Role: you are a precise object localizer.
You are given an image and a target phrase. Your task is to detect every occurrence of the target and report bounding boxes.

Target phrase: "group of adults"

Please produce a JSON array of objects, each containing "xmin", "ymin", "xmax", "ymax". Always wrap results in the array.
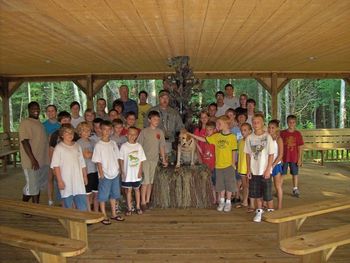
[{"xmin": 18, "ymin": 83, "xmax": 250, "ymax": 204}]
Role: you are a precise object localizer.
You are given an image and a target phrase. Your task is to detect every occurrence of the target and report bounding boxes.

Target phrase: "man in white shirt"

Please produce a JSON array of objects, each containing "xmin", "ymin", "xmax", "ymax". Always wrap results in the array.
[
  {"xmin": 215, "ymin": 91, "xmax": 230, "ymax": 117},
  {"xmin": 224, "ymin": 83, "xmax": 240, "ymax": 109}
]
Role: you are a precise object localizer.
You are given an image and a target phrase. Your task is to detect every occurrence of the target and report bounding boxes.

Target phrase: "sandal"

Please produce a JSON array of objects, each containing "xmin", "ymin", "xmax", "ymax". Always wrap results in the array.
[
  {"xmin": 136, "ymin": 208, "xmax": 143, "ymax": 215},
  {"xmin": 235, "ymin": 203, "xmax": 248, "ymax": 209},
  {"xmin": 111, "ymin": 215, "xmax": 125, "ymax": 222},
  {"xmin": 101, "ymin": 218, "xmax": 111, "ymax": 225},
  {"xmin": 247, "ymin": 207, "xmax": 255, "ymax": 213},
  {"xmin": 125, "ymin": 210, "xmax": 132, "ymax": 216}
]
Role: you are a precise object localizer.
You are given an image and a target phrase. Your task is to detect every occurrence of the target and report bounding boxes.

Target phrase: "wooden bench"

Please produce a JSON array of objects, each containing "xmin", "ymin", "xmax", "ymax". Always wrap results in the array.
[
  {"xmin": 10, "ymin": 131, "xmax": 20, "ymax": 163},
  {"xmin": 280, "ymin": 224, "xmax": 350, "ymax": 263},
  {"xmin": 301, "ymin": 128, "xmax": 350, "ymax": 166},
  {"xmin": 0, "ymin": 199, "xmax": 104, "ymax": 248},
  {"xmin": 0, "ymin": 132, "xmax": 19, "ymax": 172},
  {"xmin": 0, "ymin": 225, "xmax": 87, "ymax": 263},
  {"xmin": 263, "ymin": 197, "xmax": 350, "ymax": 242}
]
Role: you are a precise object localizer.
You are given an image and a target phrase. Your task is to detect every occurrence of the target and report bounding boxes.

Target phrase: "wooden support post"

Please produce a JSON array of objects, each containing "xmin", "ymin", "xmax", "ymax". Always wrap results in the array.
[
  {"xmin": 73, "ymin": 77, "xmax": 94, "ymax": 110},
  {"xmin": 32, "ymin": 251, "xmax": 67, "ymax": 263},
  {"xmin": 271, "ymin": 73, "xmax": 278, "ymax": 119},
  {"xmin": 256, "ymin": 75, "xmax": 290, "ymax": 119},
  {"xmin": 59, "ymin": 219, "xmax": 88, "ymax": 248},
  {"xmin": 86, "ymin": 75, "xmax": 94, "ymax": 109},
  {"xmin": 278, "ymin": 220, "xmax": 298, "ymax": 241},
  {"xmin": 0, "ymin": 80, "xmax": 11, "ymax": 133},
  {"xmin": 301, "ymin": 251, "xmax": 324, "ymax": 263}
]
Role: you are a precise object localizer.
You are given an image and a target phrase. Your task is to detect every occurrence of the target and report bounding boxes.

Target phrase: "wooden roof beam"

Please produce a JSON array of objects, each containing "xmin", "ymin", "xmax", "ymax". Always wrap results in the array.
[{"xmin": 2, "ymin": 71, "xmax": 350, "ymax": 82}]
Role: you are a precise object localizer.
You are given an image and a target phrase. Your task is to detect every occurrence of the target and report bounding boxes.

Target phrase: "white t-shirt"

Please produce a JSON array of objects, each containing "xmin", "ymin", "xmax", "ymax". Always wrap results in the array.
[
  {"xmin": 215, "ymin": 104, "xmax": 230, "ymax": 117},
  {"xmin": 92, "ymin": 140, "xmax": 120, "ymax": 179},
  {"xmin": 71, "ymin": 116, "xmax": 85, "ymax": 128},
  {"xmin": 50, "ymin": 142, "xmax": 86, "ymax": 198},
  {"xmin": 244, "ymin": 132, "xmax": 275, "ymax": 175},
  {"xmin": 224, "ymin": 96, "xmax": 240, "ymax": 109},
  {"xmin": 247, "ymin": 114, "xmax": 254, "ymax": 125},
  {"xmin": 119, "ymin": 142, "xmax": 146, "ymax": 183}
]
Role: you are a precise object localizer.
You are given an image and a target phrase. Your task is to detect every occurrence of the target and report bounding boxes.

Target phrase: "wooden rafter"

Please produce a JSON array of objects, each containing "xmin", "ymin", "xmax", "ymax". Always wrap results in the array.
[
  {"xmin": 72, "ymin": 79, "xmax": 88, "ymax": 95},
  {"xmin": 8, "ymin": 81, "xmax": 23, "ymax": 97},
  {"xmin": 93, "ymin": 79, "xmax": 109, "ymax": 96}
]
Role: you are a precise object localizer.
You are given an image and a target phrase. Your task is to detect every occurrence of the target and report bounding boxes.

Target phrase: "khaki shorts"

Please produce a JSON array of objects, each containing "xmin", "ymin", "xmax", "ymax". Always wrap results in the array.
[
  {"xmin": 215, "ymin": 166, "xmax": 236, "ymax": 193},
  {"xmin": 23, "ymin": 165, "xmax": 49, "ymax": 196},
  {"xmin": 142, "ymin": 160, "xmax": 158, "ymax": 185}
]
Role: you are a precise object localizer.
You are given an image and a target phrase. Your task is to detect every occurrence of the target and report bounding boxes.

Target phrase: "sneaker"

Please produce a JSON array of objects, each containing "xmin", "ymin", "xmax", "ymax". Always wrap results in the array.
[
  {"xmin": 217, "ymin": 202, "xmax": 225, "ymax": 212},
  {"xmin": 267, "ymin": 208, "xmax": 275, "ymax": 212},
  {"xmin": 48, "ymin": 200, "xmax": 54, "ymax": 206},
  {"xmin": 253, "ymin": 209, "xmax": 264, "ymax": 223},
  {"xmin": 292, "ymin": 189, "xmax": 300, "ymax": 198},
  {"xmin": 224, "ymin": 202, "xmax": 232, "ymax": 212}
]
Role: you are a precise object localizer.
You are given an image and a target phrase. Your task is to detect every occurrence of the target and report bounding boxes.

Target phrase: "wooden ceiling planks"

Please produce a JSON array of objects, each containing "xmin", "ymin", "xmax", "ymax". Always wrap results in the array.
[{"xmin": 0, "ymin": 0, "xmax": 349, "ymax": 76}]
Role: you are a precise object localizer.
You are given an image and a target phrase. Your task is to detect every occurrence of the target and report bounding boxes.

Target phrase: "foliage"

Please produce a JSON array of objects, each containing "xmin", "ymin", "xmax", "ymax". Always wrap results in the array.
[{"xmin": 0, "ymin": 79, "xmax": 348, "ymax": 132}]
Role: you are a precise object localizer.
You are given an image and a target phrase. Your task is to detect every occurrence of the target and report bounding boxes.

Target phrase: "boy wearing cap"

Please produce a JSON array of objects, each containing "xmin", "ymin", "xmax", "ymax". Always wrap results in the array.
[{"xmin": 144, "ymin": 90, "xmax": 184, "ymax": 163}]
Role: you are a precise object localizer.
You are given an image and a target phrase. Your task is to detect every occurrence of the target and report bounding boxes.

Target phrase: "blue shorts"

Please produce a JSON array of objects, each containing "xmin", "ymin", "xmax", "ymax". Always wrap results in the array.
[
  {"xmin": 282, "ymin": 162, "xmax": 299, "ymax": 176},
  {"xmin": 62, "ymin": 194, "xmax": 88, "ymax": 211},
  {"xmin": 121, "ymin": 181, "xmax": 141, "ymax": 189},
  {"xmin": 272, "ymin": 163, "xmax": 283, "ymax": 177},
  {"xmin": 98, "ymin": 176, "xmax": 121, "ymax": 202},
  {"xmin": 211, "ymin": 169, "xmax": 216, "ymax": 186}
]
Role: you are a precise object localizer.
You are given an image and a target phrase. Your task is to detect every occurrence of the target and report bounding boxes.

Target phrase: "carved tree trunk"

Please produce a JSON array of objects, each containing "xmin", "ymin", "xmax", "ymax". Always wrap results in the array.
[{"xmin": 167, "ymin": 56, "xmax": 201, "ymax": 131}]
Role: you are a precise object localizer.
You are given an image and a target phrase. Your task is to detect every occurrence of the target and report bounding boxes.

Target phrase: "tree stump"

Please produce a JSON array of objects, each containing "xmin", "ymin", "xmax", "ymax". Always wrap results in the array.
[{"xmin": 151, "ymin": 164, "xmax": 214, "ymax": 208}]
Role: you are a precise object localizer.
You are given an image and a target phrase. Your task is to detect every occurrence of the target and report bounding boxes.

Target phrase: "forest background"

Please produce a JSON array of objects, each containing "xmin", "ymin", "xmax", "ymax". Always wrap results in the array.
[{"xmin": 0, "ymin": 78, "xmax": 348, "ymax": 132}]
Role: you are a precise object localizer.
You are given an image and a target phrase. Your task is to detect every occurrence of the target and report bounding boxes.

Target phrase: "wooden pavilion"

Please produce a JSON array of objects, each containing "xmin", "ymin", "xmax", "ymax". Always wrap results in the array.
[
  {"xmin": 1, "ymin": 0, "xmax": 350, "ymax": 132},
  {"xmin": 1, "ymin": 1, "xmax": 350, "ymax": 262}
]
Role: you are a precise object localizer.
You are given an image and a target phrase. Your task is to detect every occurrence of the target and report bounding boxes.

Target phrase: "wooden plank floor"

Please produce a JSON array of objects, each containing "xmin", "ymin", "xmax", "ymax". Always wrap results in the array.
[{"xmin": 0, "ymin": 162, "xmax": 349, "ymax": 262}]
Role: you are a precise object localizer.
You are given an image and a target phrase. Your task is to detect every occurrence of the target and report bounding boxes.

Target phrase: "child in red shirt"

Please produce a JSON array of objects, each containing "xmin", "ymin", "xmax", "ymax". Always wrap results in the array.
[
  {"xmin": 280, "ymin": 115, "xmax": 304, "ymax": 198},
  {"xmin": 195, "ymin": 120, "xmax": 216, "ymax": 204}
]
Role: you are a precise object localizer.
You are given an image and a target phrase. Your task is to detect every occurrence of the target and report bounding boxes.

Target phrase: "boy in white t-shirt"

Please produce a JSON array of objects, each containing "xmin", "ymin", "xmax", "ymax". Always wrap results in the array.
[
  {"xmin": 119, "ymin": 127, "xmax": 146, "ymax": 216},
  {"xmin": 51, "ymin": 124, "xmax": 88, "ymax": 211},
  {"xmin": 92, "ymin": 120, "xmax": 124, "ymax": 225},
  {"xmin": 245, "ymin": 113, "xmax": 275, "ymax": 223}
]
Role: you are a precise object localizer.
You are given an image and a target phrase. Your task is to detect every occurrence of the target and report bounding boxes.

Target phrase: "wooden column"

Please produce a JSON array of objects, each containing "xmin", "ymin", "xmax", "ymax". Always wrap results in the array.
[
  {"xmin": 73, "ymin": 76, "xmax": 108, "ymax": 110},
  {"xmin": 86, "ymin": 75, "xmax": 93, "ymax": 109},
  {"xmin": 271, "ymin": 73, "xmax": 278, "ymax": 119},
  {"xmin": 0, "ymin": 80, "xmax": 10, "ymax": 133},
  {"xmin": 256, "ymin": 74, "xmax": 290, "ymax": 120}
]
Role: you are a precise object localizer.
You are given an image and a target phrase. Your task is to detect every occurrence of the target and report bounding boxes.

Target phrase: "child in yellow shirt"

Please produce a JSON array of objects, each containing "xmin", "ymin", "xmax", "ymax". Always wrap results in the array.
[{"xmin": 189, "ymin": 115, "xmax": 237, "ymax": 212}]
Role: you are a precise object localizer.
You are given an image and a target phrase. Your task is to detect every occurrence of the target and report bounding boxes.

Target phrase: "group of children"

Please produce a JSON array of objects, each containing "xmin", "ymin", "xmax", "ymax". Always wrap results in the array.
[
  {"xmin": 190, "ymin": 111, "xmax": 304, "ymax": 222},
  {"xmin": 50, "ymin": 109, "xmax": 167, "ymax": 225},
  {"xmin": 47, "ymin": 97, "xmax": 304, "ymax": 224}
]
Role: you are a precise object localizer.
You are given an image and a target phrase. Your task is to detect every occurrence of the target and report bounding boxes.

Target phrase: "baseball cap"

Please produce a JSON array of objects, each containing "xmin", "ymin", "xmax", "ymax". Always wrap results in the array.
[{"xmin": 159, "ymin": 89, "xmax": 170, "ymax": 97}]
